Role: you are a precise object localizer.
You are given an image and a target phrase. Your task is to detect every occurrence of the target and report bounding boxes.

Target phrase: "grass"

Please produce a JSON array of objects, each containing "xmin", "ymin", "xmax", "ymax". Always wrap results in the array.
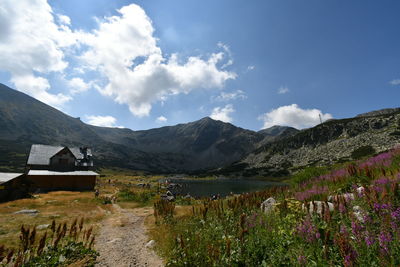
[{"xmin": 0, "ymin": 191, "xmax": 112, "ymax": 249}]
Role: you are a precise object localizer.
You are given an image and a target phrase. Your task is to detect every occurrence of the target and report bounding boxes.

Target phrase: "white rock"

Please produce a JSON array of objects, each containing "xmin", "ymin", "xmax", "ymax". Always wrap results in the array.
[
  {"xmin": 353, "ymin": 206, "xmax": 365, "ymax": 223},
  {"xmin": 260, "ymin": 197, "xmax": 276, "ymax": 213},
  {"xmin": 302, "ymin": 201, "xmax": 334, "ymax": 216},
  {"xmin": 37, "ymin": 224, "xmax": 50, "ymax": 230},
  {"xmin": 145, "ymin": 240, "xmax": 156, "ymax": 248},
  {"xmin": 14, "ymin": 209, "xmax": 39, "ymax": 214}
]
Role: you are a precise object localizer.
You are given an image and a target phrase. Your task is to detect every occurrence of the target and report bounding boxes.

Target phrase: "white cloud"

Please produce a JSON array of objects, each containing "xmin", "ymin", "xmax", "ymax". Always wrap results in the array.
[
  {"xmin": 0, "ymin": 0, "xmax": 77, "ymax": 107},
  {"xmin": 389, "ymin": 79, "xmax": 400, "ymax": 85},
  {"xmin": 58, "ymin": 14, "xmax": 71, "ymax": 25},
  {"xmin": 213, "ymin": 90, "xmax": 247, "ymax": 101},
  {"xmin": 247, "ymin": 65, "xmax": 255, "ymax": 71},
  {"xmin": 210, "ymin": 104, "xmax": 235, "ymax": 123},
  {"xmin": 84, "ymin": 115, "xmax": 122, "ymax": 128},
  {"xmin": 277, "ymin": 86, "xmax": 289, "ymax": 94},
  {"xmin": 156, "ymin": 116, "xmax": 168, "ymax": 123},
  {"xmin": 68, "ymin": 77, "xmax": 92, "ymax": 94},
  {"xmin": 259, "ymin": 104, "xmax": 333, "ymax": 129},
  {"xmin": 79, "ymin": 4, "xmax": 236, "ymax": 117}
]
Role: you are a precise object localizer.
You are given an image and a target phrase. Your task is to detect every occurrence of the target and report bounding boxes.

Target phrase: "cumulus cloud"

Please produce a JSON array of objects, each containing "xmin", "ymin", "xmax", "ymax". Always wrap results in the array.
[
  {"xmin": 210, "ymin": 104, "xmax": 235, "ymax": 123},
  {"xmin": 213, "ymin": 90, "xmax": 247, "ymax": 101},
  {"xmin": 156, "ymin": 116, "xmax": 168, "ymax": 123},
  {"xmin": 84, "ymin": 115, "xmax": 122, "ymax": 128},
  {"xmin": 389, "ymin": 79, "xmax": 400, "ymax": 85},
  {"xmin": 259, "ymin": 104, "xmax": 333, "ymax": 129},
  {"xmin": 277, "ymin": 86, "xmax": 289, "ymax": 94},
  {"xmin": 247, "ymin": 65, "xmax": 255, "ymax": 71},
  {"xmin": 0, "ymin": 0, "xmax": 77, "ymax": 107},
  {"xmin": 79, "ymin": 4, "xmax": 236, "ymax": 117},
  {"xmin": 68, "ymin": 77, "xmax": 92, "ymax": 94}
]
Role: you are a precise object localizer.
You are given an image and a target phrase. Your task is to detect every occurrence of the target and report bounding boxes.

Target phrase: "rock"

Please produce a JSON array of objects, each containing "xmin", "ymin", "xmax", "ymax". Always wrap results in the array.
[
  {"xmin": 302, "ymin": 201, "xmax": 334, "ymax": 216},
  {"xmin": 353, "ymin": 206, "xmax": 365, "ymax": 223},
  {"xmin": 261, "ymin": 197, "xmax": 276, "ymax": 213},
  {"xmin": 107, "ymin": 238, "xmax": 122, "ymax": 244},
  {"xmin": 37, "ymin": 224, "xmax": 50, "ymax": 230},
  {"xmin": 328, "ymin": 193, "xmax": 354, "ymax": 203},
  {"xmin": 145, "ymin": 240, "xmax": 155, "ymax": 248},
  {"xmin": 183, "ymin": 193, "xmax": 192, "ymax": 199},
  {"xmin": 14, "ymin": 209, "xmax": 39, "ymax": 215},
  {"xmin": 356, "ymin": 186, "xmax": 365, "ymax": 197}
]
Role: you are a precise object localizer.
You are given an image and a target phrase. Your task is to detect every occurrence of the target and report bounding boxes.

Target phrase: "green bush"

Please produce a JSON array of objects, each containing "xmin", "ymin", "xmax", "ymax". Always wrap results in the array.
[
  {"xmin": 351, "ymin": 145, "xmax": 376, "ymax": 159},
  {"xmin": 118, "ymin": 189, "xmax": 155, "ymax": 204}
]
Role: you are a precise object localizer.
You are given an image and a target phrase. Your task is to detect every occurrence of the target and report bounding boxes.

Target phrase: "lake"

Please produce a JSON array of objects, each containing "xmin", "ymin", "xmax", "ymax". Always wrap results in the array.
[{"xmin": 162, "ymin": 178, "xmax": 286, "ymax": 198}]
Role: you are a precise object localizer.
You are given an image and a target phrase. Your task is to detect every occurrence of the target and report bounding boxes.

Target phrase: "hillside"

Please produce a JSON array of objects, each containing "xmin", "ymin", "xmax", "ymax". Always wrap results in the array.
[
  {"xmin": 227, "ymin": 110, "xmax": 400, "ymax": 176},
  {"xmin": 0, "ymin": 84, "xmax": 293, "ymax": 173}
]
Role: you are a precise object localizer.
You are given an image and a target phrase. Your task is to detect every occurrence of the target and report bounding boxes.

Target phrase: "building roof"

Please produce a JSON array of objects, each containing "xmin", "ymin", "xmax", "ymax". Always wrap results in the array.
[
  {"xmin": 27, "ymin": 144, "xmax": 92, "ymax": 166},
  {"xmin": 0, "ymin": 173, "xmax": 24, "ymax": 183},
  {"xmin": 28, "ymin": 170, "xmax": 99, "ymax": 176}
]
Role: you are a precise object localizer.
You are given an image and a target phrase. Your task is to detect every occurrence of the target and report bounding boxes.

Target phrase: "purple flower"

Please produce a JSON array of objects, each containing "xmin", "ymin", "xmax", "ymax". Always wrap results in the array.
[
  {"xmin": 297, "ymin": 255, "xmax": 307, "ymax": 266},
  {"xmin": 364, "ymin": 232, "xmax": 374, "ymax": 247},
  {"xmin": 339, "ymin": 203, "xmax": 347, "ymax": 214},
  {"xmin": 351, "ymin": 220, "xmax": 363, "ymax": 238},
  {"xmin": 373, "ymin": 177, "xmax": 391, "ymax": 185},
  {"xmin": 379, "ymin": 231, "xmax": 392, "ymax": 254},
  {"xmin": 391, "ymin": 207, "xmax": 400, "ymax": 221},
  {"xmin": 296, "ymin": 217, "xmax": 320, "ymax": 242}
]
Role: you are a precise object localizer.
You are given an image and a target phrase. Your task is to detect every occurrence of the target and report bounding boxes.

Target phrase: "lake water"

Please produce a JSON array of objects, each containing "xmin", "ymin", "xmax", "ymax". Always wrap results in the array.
[{"xmin": 162, "ymin": 178, "xmax": 285, "ymax": 198}]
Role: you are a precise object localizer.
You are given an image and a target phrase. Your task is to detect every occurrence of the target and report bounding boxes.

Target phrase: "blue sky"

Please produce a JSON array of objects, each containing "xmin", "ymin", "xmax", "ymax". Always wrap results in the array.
[{"xmin": 0, "ymin": 0, "xmax": 399, "ymax": 130}]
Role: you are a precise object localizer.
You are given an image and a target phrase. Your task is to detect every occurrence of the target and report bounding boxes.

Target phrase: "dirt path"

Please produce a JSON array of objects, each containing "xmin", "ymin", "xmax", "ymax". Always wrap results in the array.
[{"xmin": 95, "ymin": 204, "xmax": 164, "ymax": 267}]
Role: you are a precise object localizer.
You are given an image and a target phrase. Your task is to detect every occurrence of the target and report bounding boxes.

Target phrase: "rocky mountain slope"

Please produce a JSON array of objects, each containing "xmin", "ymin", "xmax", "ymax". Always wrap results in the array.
[
  {"xmin": 228, "ymin": 111, "xmax": 400, "ymax": 177},
  {"xmin": 0, "ymin": 83, "xmax": 293, "ymax": 173}
]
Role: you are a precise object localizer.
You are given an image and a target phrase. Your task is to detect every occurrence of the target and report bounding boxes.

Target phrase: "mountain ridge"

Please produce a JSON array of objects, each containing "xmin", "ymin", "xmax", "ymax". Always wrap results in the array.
[
  {"xmin": 1, "ymin": 83, "xmax": 399, "ymax": 175},
  {"xmin": 0, "ymin": 83, "xmax": 294, "ymax": 173}
]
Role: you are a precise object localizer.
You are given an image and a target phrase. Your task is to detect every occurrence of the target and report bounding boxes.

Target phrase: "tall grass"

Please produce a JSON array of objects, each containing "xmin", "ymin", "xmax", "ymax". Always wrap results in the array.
[{"xmin": 0, "ymin": 218, "xmax": 97, "ymax": 266}]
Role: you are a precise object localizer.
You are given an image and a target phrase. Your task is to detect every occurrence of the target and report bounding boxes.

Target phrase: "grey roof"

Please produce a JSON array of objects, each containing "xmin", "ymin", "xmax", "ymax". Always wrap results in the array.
[
  {"xmin": 0, "ymin": 172, "xmax": 23, "ymax": 183},
  {"xmin": 28, "ymin": 170, "xmax": 99, "ymax": 176},
  {"xmin": 27, "ymin": 144, "xmax": 92, "ymax": 166}
]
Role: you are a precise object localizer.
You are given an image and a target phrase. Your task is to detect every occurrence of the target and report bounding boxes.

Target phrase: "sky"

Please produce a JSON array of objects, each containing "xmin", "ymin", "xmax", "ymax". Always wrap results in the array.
[{"xmin": 0, "ymin": 0, "xmax": 399, "ymax": 131}]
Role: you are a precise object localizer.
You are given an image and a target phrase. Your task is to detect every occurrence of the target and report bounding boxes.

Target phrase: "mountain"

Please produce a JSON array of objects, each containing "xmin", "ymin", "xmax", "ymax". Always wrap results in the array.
[
  {"xmin": 2, "ymin": 83, "xmax": 398, "ymax": 176},
  {"xmin": 222, "ymin": 109, "xmax": 400, "ymax": 177},
  {"xmin": 0, "ymin": 83, "xmax": 293, "ymax": 173}
]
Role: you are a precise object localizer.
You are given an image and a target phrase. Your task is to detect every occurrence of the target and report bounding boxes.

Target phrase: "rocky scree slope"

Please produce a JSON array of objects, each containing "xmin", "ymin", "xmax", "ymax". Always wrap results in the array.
[{"xmin": 234, "ymin": 111, "xmax": 400, "ymax": 176}]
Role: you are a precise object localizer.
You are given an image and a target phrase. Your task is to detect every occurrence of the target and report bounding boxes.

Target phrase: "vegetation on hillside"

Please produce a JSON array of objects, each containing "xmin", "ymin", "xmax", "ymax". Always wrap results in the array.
[{"xmin": 151, "ymin": 146, "xmax": 400, "ymax": 266}]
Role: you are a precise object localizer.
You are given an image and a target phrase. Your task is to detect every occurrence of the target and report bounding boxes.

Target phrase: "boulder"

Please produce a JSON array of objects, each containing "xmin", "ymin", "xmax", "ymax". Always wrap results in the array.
[
  {"xmin": 36, "ymin": 224, "xmax": 50, "ymax": 230},
  {"xmin": 261, "ymin": 197, "xmax": 276, "ymax": 213},
  {"xmin": 302, "ymin": 201, "xmax": 334, "ymax": 216}
]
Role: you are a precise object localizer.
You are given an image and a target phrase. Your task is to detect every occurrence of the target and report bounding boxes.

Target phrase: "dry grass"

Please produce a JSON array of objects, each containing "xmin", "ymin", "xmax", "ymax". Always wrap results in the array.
[
  {"xmin": 0, "ymin": 173, "xmax": 164, "ymax": 249},
  {"xmin": 0, "ymin": 191, "xmax": 112, "ymax": 249}
]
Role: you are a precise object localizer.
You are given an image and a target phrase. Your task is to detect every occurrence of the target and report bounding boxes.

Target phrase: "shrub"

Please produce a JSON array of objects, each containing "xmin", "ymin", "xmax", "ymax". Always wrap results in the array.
[{"xmin": 351, "ymin": 145, "xmax": 376, "ymax": 159}]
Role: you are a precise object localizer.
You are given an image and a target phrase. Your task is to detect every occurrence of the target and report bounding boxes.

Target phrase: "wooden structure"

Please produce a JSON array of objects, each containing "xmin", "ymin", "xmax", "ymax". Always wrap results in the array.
[
  {"xmin": 0, "ymin": 144, "xmax": 98, "ymax": 201},
  {"xmin": 0, "ymin": 173, "xmax": 29, "ymax": 202}
]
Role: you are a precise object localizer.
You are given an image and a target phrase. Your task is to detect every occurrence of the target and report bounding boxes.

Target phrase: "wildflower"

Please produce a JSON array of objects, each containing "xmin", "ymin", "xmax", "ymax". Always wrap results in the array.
[
  {"xmin": 378, "ymin": 231, "xmax": 392, "ymax": 254},
  {"xmin": 296, "ymin": 217, "xmax": 320, "ymax": 243},
  {"xmin": 391, "ymin": 207, "xmax": 400, "ymax": 221},
  {"xmin": 297, "ymin": 255, "xmax": 307, "ymax": 266},
  {"xmin": 364, "ymin": 232, "xmax": 374, "ymax": 247}
]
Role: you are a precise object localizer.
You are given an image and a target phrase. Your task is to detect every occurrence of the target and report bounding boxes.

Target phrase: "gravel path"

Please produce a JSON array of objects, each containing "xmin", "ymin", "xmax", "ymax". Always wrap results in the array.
[{"xmin": 95, "ymin": 205, "xmax": 164, "ymax": 267}]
